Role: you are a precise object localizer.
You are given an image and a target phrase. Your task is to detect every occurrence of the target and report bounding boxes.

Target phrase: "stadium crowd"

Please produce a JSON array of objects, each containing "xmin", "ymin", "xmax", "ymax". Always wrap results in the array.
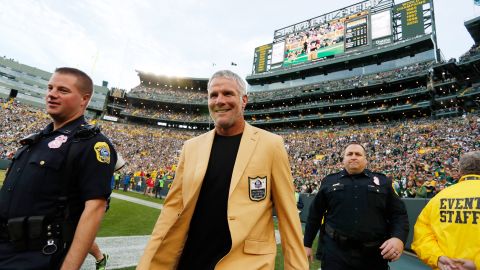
[
  {"xmin": 284, "ymin": 115, "xmax": 479, "ymax": 197},
  {"xmin": 122, "ymin": 107, "xmax": 211, "ymax": 122},
  {"xmin": 117, "ymin": 61, "xmax": 432, "ymax": 107},
  {"xmin": 246, "ymin": 89, "xmax": 429, "ymax": 122},
  {"xmin": 248, "ymin": 61, "xmax": 433, "ymax": 102},
  {"xmin": 129, "ymin": 85, "xmax": 207, "ymax": 103},
  {"xmin": 1, "ymin": 99, "xmax": 479, "ymax": 199},
  {"xmin": 0, "ymin": 99, "xmax": 50, "ymax": 159}
]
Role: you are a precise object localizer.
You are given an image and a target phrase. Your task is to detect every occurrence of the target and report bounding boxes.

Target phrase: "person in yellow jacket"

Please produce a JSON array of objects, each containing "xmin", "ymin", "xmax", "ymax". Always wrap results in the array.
[
  {"xmin": 138, "ymin": 70, "xmax": 307, "ymax": 269},
  {"xmin": 412, "ymin": 151, "xmax": 480, "ymax": 270}
]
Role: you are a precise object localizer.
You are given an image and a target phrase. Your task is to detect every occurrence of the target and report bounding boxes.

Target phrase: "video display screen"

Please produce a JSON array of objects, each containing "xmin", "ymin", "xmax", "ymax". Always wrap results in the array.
[{"xmin": 283, "ymin": 19, "xmax": 345, "ymax": 67}]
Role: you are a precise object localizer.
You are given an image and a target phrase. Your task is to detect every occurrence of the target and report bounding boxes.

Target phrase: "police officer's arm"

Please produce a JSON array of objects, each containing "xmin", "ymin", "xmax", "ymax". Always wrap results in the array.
[
  {"xmin": 303, "ymin": 181, "xmax": 327, "ymax": 262},
  {"xmin": 60, "ymin": 138, "xmax": 117, "ymax": 270},
  {"xmin": 411, "ymin": 198, "xmax": 446, "ymax": 268},
  {"xmin": 270, "ymin": 136, "xmax": 309, "ymax": 270},
  {"xmin": 378, "ymin": 177, "xmax": 409, "ymax": 261},
  {"xmin": 60, "ymin": 199, "xmax": 107, "ymax": 270}
]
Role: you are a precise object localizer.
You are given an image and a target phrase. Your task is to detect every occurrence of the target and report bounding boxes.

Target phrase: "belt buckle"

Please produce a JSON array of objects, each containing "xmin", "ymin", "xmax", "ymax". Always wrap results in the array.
[{"xmin": 42, "ymin": 239, "xmax": 58, "ymax": 255}]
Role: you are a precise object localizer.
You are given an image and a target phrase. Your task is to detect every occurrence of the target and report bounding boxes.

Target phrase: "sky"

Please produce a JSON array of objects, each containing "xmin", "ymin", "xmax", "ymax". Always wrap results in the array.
[{"xmin": 0, "ymin": 0, "xmax": 479, "ymax": 90}]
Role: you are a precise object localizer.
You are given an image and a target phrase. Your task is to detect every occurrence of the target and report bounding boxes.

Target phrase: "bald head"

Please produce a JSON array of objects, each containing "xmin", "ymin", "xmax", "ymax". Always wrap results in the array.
[{"xmin": 459, "ymin": 151, "xmax": 480, "ymax": 176}]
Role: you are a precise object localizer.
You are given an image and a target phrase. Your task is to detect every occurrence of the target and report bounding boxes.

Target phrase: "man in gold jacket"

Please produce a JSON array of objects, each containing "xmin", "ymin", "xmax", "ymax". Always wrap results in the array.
[
  {"xmin": 412, "ymin": 151, "xmax": 480, "ymax": 270},
  {"xmin": 137, "ymin": 70, "xmax": 308, "ymax": 270}
]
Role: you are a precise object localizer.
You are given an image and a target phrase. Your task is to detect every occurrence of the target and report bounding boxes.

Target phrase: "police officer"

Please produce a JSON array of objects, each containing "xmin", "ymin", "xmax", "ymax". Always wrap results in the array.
[
  {"xmin": 303, "ymin": 143, "xmax": 409, "ymax": 270},
  {"xmin": 0, "ymin": 67, "xmax": 117, "ymax": 269}
]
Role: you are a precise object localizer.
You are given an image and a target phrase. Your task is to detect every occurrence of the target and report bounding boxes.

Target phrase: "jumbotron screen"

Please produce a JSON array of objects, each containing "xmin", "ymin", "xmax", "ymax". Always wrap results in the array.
[
  {"xmin": 252, "ymin": 0, "xmax": 432, "ymax": 74},
  {"xmin": 283, "ymin": 18, "xmax": 346, "ymax": 67}
]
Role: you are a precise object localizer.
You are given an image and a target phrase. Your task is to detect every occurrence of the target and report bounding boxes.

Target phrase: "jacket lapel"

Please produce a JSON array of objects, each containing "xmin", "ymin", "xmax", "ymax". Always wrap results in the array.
[
  {"xmin": 229, "ymin": 123, "xmax": 259, "ymax": 197},
  {"xmin": 183, "ymin": 130, "xmax": 215, "ymax": 207}
]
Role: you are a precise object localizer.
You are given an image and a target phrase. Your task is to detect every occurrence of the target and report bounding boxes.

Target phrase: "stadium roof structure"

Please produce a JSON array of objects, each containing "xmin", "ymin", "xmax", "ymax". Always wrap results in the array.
[
  {"xmin": 0, "ymin": 56, "xmax": 51, "ymax": 81},
  {"xmin": 0, "ymin": 56, "xmax": 109, "ymax": 113},
  {"xmin": 465, "ymin": 15, "xmax": 480, "ymax": 44},
  {"xmin": 136, "ymin": 70, "xmax": 208, "ymax": 91},
  {"xmin": 246, "ymin": 36, "xmax": 434, "ymax": 85}
]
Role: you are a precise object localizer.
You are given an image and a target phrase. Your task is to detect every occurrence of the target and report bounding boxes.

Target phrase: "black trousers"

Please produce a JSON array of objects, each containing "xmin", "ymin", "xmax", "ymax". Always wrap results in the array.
[{"xmin": 321, "ymin": 235, "xmax": 389, "ymax": 270}]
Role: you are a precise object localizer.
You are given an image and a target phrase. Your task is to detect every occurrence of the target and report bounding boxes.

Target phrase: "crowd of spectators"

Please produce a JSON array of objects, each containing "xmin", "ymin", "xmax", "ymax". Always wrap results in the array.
[
  {"xmin": 129, "ymin": 85, "xmax": 207, "ymax": 103},
  {"xmin": 0, "ymin": 99, "xmax": 50, "ymax": 159},
  {"xmin": 284, "ymin": 115, "xmax": 479, "ymax": 197},
  {"xmin": 121, "ymin": 61, "xmax": 432, "ymax": 108},
  {"xmin": 122, "ymin": 106, "xmax": 211, "ymax": 122},
  {"xmin": 246, "ymin": 87, "xmax": 428, "ymax": 121},
  {"xmin": 248, "ymin": 61, "xmax": 433, "ymax": 102},
  {"xmin": 1, "ymin": 99, "xmax": 479, "ymax": 199}
]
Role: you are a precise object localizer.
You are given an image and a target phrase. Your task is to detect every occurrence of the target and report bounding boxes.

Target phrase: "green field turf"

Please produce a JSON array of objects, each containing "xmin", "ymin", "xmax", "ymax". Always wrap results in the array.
[
  {"xmin": 104, "ymin": 195, "xmax": 321, "ymax": 269},
  {"xmin": 97, "ymin": 197, "xmax": 160, "ymax": 237},
  {"xmin": 283, "ymin": 42, "xmax": 344, "ymax": 66},
  {"xmin": 276, "ymin": 240, "xmax": 321, "ymax": 270},
  {"xmin": 1, "ymin": 172, "xmax": 321, "ymax": 269}
]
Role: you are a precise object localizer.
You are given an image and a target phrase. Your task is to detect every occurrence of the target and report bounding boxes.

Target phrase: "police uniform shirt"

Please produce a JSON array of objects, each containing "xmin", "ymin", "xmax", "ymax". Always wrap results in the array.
[
  {"xmin": 0, "ymin": 116, "xmax": 117, "ymax": 222},
  {"xmin": 304, "ymin": 169, "xmax": 409, "ymax": 247}
]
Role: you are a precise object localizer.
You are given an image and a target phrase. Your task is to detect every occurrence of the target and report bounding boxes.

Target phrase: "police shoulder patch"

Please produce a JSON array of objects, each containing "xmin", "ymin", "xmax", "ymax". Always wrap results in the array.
[{"xmin": 94, "ymin": 142, "xmax": 111, "ymax": 164}]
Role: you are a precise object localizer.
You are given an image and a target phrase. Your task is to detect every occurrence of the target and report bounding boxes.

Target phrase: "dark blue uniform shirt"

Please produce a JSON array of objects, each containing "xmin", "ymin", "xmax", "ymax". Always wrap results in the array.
[
  {"xmin": 0, "ymin": 116, "xmax": 117, "ymax": 223},
  {"xmin": 304, "ymin": 169, "xmax": 409, "ymax": 247}
]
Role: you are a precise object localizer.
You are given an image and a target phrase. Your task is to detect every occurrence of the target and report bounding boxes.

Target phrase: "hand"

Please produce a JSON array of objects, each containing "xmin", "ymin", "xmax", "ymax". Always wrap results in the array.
[
  {"xmin": 453, "ymin": 259, "xmax": 476, "ymax": 270},
  {"xmin": 380, "ymin": 237, "xmax": 404, "ymax": 262},
  {"xmin": 304, "ymin": 246, "xmax": 314, "ymax": 263},
  {"xmin": 438, "ymin": 256, "xmax": 460, "ymax": 270}
]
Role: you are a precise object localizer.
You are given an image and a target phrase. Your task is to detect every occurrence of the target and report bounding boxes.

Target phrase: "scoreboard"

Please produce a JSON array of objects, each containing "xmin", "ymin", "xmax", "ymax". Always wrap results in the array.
[
  {"xmin": 393, "ymin": 0, "xmax": 429, "ymax": 39},
  {"xmin": 345, "ymin": 16, "xmax": 369, "ymax": 50},
  {"xmin": 251, "ymin": 0, "xmax": 433, "ymax": 75}
]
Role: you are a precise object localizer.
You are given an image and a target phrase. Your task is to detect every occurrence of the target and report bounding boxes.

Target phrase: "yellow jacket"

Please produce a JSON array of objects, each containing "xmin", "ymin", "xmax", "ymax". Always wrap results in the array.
[
  {"xmin": 411, "ymin": 179, "xmax": 480, "ymax": 269},
  {"xmin": 137, "ymin": 123, "xmax": 308, "ymax": 269}
]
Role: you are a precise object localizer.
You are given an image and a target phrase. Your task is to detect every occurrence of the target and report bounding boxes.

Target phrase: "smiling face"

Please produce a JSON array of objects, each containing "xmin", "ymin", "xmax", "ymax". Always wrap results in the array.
[
  {"xmin": 342, "ymin": 144, "xmax": 368, "ymax": 175},
  {"xmin": 46, "ymin": 72, "xmax": 90, "ymax": 129},
  {"xmin": 207, "ymin": 77, "xmax": 247, "ymax": 136}
]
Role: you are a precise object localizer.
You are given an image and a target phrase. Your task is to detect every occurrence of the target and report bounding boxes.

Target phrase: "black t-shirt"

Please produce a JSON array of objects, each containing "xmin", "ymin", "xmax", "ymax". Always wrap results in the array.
[{"xmin": 178, "ymin": 133, "xmax": 242, "ymax": 270}]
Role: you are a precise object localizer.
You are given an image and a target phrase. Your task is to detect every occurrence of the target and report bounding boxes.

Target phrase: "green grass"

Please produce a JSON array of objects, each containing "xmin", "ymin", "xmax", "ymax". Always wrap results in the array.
[
  {"xmin": 100, "ymin": 195, "xmax": 321, "ymax": 269},
  {"xmin": 97, "ymin": 197, "xmax": 160, "ymax": 237},
  {"xmin": 112, "ymin": 189, "xmax": 165, "ymax": 204},
  {"xmin": 0, "ymin": 174, "xmax": 320, "ymax": 269},
  {"xmin": 275, "ymin": 238, "xmax": 321, "ymax": 270},
  {"xmin": 283, "ymin": 43, "xmax": 344, "ymax": 66}
]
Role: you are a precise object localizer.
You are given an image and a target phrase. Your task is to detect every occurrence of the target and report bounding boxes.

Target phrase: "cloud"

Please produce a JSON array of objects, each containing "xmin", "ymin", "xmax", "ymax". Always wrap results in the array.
[{"xmin": 0, "ymin": 0, "xmax": 477, "ymax": 91}]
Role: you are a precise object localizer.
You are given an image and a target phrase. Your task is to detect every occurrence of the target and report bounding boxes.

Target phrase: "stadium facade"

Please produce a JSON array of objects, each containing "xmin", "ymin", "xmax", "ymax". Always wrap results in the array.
[
  {"xmin": 0, "ymin": 57, "xmax": 110, "ymax": 118},
  {"xmin": 103, "ymin": 0, "xmax": 480, "ymax": 131},
  {"xmin": 2, "ymin": 0, "xmax": 480, "ymax": 131}
]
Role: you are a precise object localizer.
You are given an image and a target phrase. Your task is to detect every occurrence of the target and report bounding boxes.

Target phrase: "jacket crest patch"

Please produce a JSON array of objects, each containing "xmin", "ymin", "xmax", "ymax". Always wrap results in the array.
[{"xmin": 249, "ymin": 176, "xmax": 267, "ymax": 201}]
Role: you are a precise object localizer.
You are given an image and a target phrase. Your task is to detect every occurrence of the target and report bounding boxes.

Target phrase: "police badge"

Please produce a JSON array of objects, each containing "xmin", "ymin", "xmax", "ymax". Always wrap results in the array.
[
  {"xmin": 94, "ymin": 142, "xmax": 111, "ymax": 164},
  {"xmin": 248, "ymin": 176, "xmax": 267, "ymax": 201},
  {"xmin": 373, "ymin": 176, "xmax": 380, "ymax": 186}
]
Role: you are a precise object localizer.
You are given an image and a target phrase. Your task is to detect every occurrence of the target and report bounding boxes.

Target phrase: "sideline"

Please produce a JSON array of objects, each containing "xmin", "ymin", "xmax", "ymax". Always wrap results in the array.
[
  {"xmin": 81, "ymin": 193, "xmax": 280, "ymax": 269},
  {"xmin": 110, "ymin": 192, "xmax": 164, "ymax": 209},
  {"xmin": 81, "ymin": 193, "xmax": 163, "ymax": 269}
]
